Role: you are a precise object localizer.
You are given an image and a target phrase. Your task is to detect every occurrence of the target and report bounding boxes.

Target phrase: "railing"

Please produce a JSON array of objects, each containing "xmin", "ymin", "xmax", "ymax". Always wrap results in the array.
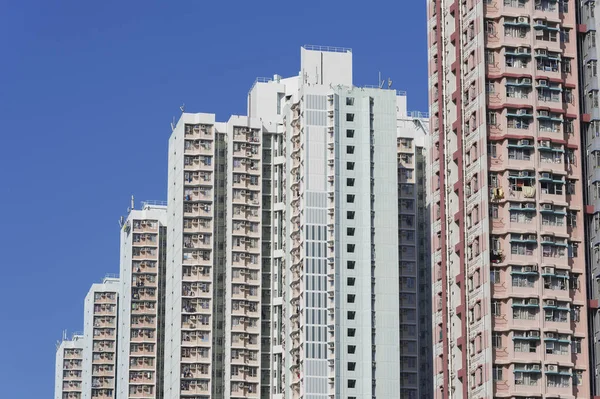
[
  {"xmin": 407, "ymin": 110, "xmax": 429, "ymax": 119},
  {"xmin": 248, "ymin": 77, "xmax": 274, "ymax": 94},
  {"xmin": 141, "ymin": 200, "xmax": 167, "ymax": 208},
  {"xmin": 303, "ymin": 44, "xmax": 352, "ymax": 53}
]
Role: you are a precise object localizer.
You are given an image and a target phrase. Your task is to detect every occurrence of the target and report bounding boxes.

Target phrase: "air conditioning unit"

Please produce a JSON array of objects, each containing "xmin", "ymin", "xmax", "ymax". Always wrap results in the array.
[
  {"xmin": 520, "ymin": 171, "xmax": 530, "ymax": 177},
  {"xmin": 530, "ymin": 298, "xmax": 539, "ymax": 305},
  {"xmin": 537, "ymin": 49, "xmax": 548, "ymax": 56},
  {"xmin": 530, "ymin": 330, "xmax": 540, "ymax": 337},
  {"xmin": 540, "ymin": 140, "xmax": 551, "ymax": 147},
  {"xmin": 521, "ymin": 78, "xmax": 532, "ymax": 84},
  {"xmin": 539, "ymin": 110, "xmax": 549, "ymax": 117},
  {"xmin": 541, "ymin": 172, "xmax": 551, "ymax": 179},
  {"xmin": 547, "ymin": 365, "xmax": 557, "ymax": 372},
  {"xmin": 546, "ymin": 299, "xmax": 556, "ymax": 306},
  {"xmin": 517, "ymin": 47, "xmax": 529, "ymax": 54},
  {"xmin": 521, "ymin": 139, "xmax": 531, "ymax": 145},
  {"xmin": 539, "ymin": 79, "xmax": 548, "ymax": 87},
  {"xmin": 518, "ymin": 16, "xmax": 529, "ymax": 24},
  {"xmin": 524, "ymin": 266, "xmax": 533, "ymax": 272},
  {"xmin": 544, "ymin": 266, "xmax": 555, "ymax": 274},
  {"xmin": 543, "ymin": 203, "xmax": 553, "ymax": 210}
]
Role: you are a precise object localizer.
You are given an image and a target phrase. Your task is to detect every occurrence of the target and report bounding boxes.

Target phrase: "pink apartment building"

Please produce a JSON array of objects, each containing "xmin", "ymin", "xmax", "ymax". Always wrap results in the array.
[{"xmin": 427, "ymin": 0, "xmax": 591, "ymax": 398}]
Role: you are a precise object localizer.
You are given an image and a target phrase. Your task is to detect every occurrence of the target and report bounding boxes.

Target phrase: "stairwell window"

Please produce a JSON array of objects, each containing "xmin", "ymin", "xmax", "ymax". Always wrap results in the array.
[{"xmin": 346, "ymin": 113, "xmax": 355, "ymax": 122}]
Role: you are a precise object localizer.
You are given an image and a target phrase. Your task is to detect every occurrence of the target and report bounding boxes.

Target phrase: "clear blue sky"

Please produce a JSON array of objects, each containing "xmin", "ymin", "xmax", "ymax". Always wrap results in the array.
[{"xmin": 0, "ymin": 1, "xmax": 427, "ymax": 396}]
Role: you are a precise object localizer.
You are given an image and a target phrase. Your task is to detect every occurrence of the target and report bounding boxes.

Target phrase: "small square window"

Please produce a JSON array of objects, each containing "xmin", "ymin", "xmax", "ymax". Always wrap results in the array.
[
  {"xmin": 347, "ymin": 162, "xmax": 355, "ymax": 170},
  {"xmin": 347, "ymin": 178, "xmax": 355, "ymax": 186},
  {"xmin": 346, "ymin": 129, "xmax": 355, "ymax": 138},
  {"xmin": 347, "ymin": 194, "xmax": 355, "ymax": 203},
  {"xmin": 347, "ymin": 311, "xmax": 356, "ymax": 320},
  {"xmin": 346, "ymin": 97, "xmax": 355, "ymax": 106},
  {"xmin": 348, "ymin": 345, "xmax": 356, "ymax": 354},
  {"xmin": 347, "ymin": 328, "xmax": 356, "ymax": 337},
  {"xmin": 347, "ymin": 261, "xmax": 355, "ymax": 269},
  {"xmin": 347, "ymin": 277, "xmax": 355, "ymax": 286},
  {"xmin": 347, "ymin": 227, "xmax": 355, "ymax": 236},
  {"xmin": 348, "ymin": 379, "xmax": 356, "ymax": 388},
  {"xmin": 346, "ymin": 113, "xmax": 355, "ymax": 122},
  {"xmin": 346, "ymin": 146, "xmax": 355, "ymax": 154},
  {"xmin": 347, "ymin": 211, "xmax": 355, "ymax": 219},
  {"xmin": 347, "ymin": 294, "xmax": 356, "ymax": 303},
  {"xmin": 347, "ymin": 244, "xmax": 355, "ymax": 252},
  {"xmin": 347, "ymin": 362, "xmax": 356, "ymax": 371}
]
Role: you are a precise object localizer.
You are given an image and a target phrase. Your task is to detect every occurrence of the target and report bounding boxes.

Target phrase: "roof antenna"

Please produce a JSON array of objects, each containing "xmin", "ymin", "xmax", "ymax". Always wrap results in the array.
[
  {"xmin": 131, "ymin": 195, "xmax": 135, "ymax": 211},
  {"xmin": 378, "ymin": 71, "xmax": 384, "ymax": 88},
  {"xmin": 387, "ymin": 78, "xmax": 393, "ymax": 89},
  {"xmin": 180, "ymin": 104, "xmax": 185, "ymax": 113}
]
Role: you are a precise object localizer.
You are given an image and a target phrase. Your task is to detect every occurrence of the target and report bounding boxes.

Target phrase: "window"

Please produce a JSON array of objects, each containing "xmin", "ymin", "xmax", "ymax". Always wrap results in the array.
[
  {"xmin": 346, "ymin": 129, "xmax": 355, "ymax": 138},
  {"xmin": 515, "ymin": 340, "xmax": 537, "ymax": 353},
  {"xmin": 347, "ymin": 211, "xmax": 355, "ymax": 219},
  {"xmin": 490, "ymin": 269, "xmax": 500, "ymax": 284},
  {"xmin": 487, "ymin": 112, "xmax": 497, "ymax": 126},
  {"xmin": 347, "ymin": 161, "xmax": 355, "ymax": 170},
  {"xmin": 488, "ymin": 143, "xmax": 497, "ymax": 158},
  {"xmin": 487, "ymin": 367, "xmax": 502, "ymax": 385},
  {"xmin": 346, "ymin": 113, "xmax": 355, "ymax": 122},
  {"xmin": 348, "ymin": 345, "xmax": 356, "ymax": 354},
  {"xmin": 346, "ymin": 178, "xmax": 355, "ymax": 186},
  {"xmin": 572, "ymin": 338, "xmax": 582, "ymax": 354},
  {"xmin": 348, "ymin": 380, "xmax": 356, "ymax": 388},
  {"xmin": 347, "ymin": 277, "xmax": 355, "ymax": 286},
  {"xmin": 347, "ymin": 227, "xmax": 355, "ymax": 236},
  {"xmin": 492, "ymin": 333, "xmax": 502, "ymax": 349},
  {"xmin": 346, "ymin": 146, "xmax": 355, "ymax": 154},
  {"xmin": 492, "ymin": 300, "xmax": 501, "ymax": 316},
  {"xmin": 346, "ymin": 97, "xmax": 355, "ymax": 106},
  {"xmin": 347, "ymin": 362, "xmax": 356, "ymax": 371},
  {"xmin": 347, "ymin": 261, "xmax": 355, "ymax": 269},
  {"xmin": 485, "ymin": 50, "xmax": 495, "ymax": 65}
]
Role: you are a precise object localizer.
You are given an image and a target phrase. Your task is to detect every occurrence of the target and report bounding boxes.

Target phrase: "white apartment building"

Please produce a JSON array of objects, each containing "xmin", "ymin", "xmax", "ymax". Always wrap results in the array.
[
  {"xmin": 82, "ymin": 277, "xmax": 120, "ymax": 399},
  {"xmin": 55, "ymin": 334, "xmax": 85, "ymax": 399},
  {"xmin": 117, "ymin": 202, "xmax": 168, "ymax": 399}
]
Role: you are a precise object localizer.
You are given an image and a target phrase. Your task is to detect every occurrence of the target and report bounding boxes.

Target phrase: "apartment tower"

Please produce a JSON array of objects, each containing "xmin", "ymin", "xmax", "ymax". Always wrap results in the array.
[
  {"xmin": 246, "ymin": 46, "xmax": 431, "ymax": 398},
  {"xmin": 83, "ymin": 277, "xmax": 120, "ymax": 399},
  {"xmin": 397, "ymin": 111, "xmax": 432, "ymax": 399},
  {"xmin": 117, "ymin": 202, "xmax": 168, "ymax": 399},
  {"xmin": 427, "ymin": 0, "xmax": 590, "ymax": 397},
  {"xmin": 55, "ymin": 334, "xmax": 85, "ymax": 399}
]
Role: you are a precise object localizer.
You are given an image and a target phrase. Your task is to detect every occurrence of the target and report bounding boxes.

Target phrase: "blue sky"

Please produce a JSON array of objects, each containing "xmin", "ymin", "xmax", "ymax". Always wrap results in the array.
[{"xmin": 0, "ymin": 1, "xmax": 427, "ymax": 396}]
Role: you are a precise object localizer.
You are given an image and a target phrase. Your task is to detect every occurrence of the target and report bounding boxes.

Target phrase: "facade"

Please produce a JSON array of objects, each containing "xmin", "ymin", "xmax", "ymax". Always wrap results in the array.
[
  {"xmin": 82, "ymin": 277, "xmax": 120, "ymax": 399},
  {"xmin": 55, "ymin": 334, "xmax": 84, "ymax": 399},
  {"xmin": 117, "ymin": 203, "xmax": 168, "ymax": 399},
  {"xmin": 427, "ymin": 0, "xmax": 590, "ymax": 398},
  {"xmin": 247, "ymin": 46, "xmax": 431, "ymax": 399},
  {"xmin": 397, "ymin": 111, "xmax": 432, "ymax": 399},
  {"xmin": 577, "ymin": 1, "xmax": 600, "ymax": 398}
]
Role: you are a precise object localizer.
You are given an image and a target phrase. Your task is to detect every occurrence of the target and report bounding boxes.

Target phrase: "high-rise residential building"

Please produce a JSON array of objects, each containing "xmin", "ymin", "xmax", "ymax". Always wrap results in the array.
[
  {"xmin": 56, "ymin": 45, "xmax": 432, "ymax": 399},
  {"xmin": 83, "ymin": 277, "xmax": 120, "ymax": 399},
  {"xmin": 55, "ymin": 334, "xmax": 85, "ymax": 399},
  {"xmin": 428, "ymin": 0, "xmax": 590, "ymax": 398},
  {"xmin": 117, "ymin": 202, "xmax": 168, "ymax": 399},
  {"xmin": 397, "ymin": 111, "xmax": 432, "ymax": 399}
]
